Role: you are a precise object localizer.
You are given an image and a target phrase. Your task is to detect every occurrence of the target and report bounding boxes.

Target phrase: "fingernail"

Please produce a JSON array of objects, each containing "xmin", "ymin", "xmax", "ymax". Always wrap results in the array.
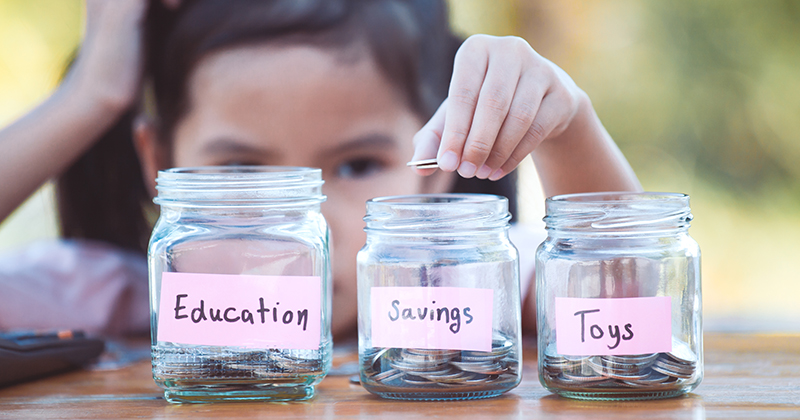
[
  {"xmin": 458, "ymin": 161, "xmax": 477, "ymax": 178},
  {"xmin": 476, "ymin": 165, "xmax": 493, "ymax": 179},
  {"xmin": 438, "ymin": 151, "xmax": 459, "ymax": 171},
  {"xmin": 488, "ymin": 169, "xmax": 505, "ymax": 181}
]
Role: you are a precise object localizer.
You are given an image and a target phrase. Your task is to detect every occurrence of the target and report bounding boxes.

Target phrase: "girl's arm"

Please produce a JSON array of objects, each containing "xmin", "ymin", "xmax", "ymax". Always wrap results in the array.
[
  {"xmin": 412, "ymin": 34, "xmax": 641, "ymax": 334},
  {"xmin": 0, "ymin": 0, "xmax": 151, "ymax": 223},
  {"xmin": 530, "ymin": 93, "xmax": 641, "ymax": 196},
  {"xmin": 412, "ymin": 34, "xmax": 642, "ymax": 196}
]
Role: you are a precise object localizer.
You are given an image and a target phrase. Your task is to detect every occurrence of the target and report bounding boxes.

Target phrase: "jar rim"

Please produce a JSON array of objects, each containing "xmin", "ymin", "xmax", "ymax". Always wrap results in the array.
[
  {"xmin": 157, "ymin": 165, "xmax": 320, "ymax": 180},
  {"xmin": 365, "ymin": 193, "xmax": 510, "ymax": 233},
  {"xmin": 367, "ymin": 193, "xmax": 506, "ymax": 206},
  {"xmin": 544, "ymin": 191, "xmax": 692, "ymax": 235},
  {"xmin": 548, "ymin": 191, "xmax": 688, "ymax": 204},
  {"xmin": 155, "ymin": 165, "xmax": 325, "ymax": 207}
]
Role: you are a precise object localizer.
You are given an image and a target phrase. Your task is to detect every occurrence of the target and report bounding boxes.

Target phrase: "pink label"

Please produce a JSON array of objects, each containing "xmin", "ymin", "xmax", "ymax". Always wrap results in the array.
[
  {"xmin": 157, "ymin": 272, "xmax": 321, "ymax": 349},
  {"xmin": 370, "ymin": 287, "xmax": 493, "ymax": 352},
  {"xmin": 555, "ymin": 297, "xmax": 672, "ymax": 356}
]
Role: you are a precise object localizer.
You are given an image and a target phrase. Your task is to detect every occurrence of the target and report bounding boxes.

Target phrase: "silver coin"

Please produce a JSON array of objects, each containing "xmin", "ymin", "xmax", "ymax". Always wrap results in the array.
[
  {"xmin": 621, "ymin": 372, "xmax": 671, "ymax": 386},
  {"xmin": 402, "ymin": 377, "xmax": 437, "ymax": 386},
  {"xmin": 653, "ymin": 359, "xmax": 695, "ymax": 375},
  {"xmin": 560, "ymin": 371, "xmax": 608, "ymax": 383},
  {"xmin": 391, "ymin": 360, "xmax": 448, "ymax": 373},
  {"xmin": 603, "ymin": 370, "xmax": 652, "ymax": 381},
  {"xmin": 650, "ymin": 364, "xmax": 693, "ymax": 379},
  {"xmin": 462, "ymin": 377, "xmax": 493, "ymax": 385},
  {"xmin": 588, "ymin": 356, "xmax": 642, "ymax": 373},
  {"xmin": 369, "ymin": 347, "xmax": 390, "ymax": 367},
  {"xmin": 421, "ymin": 371, "xmax": 475, "ymax": 384},
  {"xmin": 603, "ymin": 353, "xmax": 659, "ymax": 365},
  {"xmin": 406, "ymin": 158, "xmax": 438, "ymax": 169},
  {"xmin": 372, "ymin": 368, "xmax": 405, "ymax": 382},
  {"xmin": 666, "ymin": 338, "xmax": 698, "ymax": 364},
  {"xmin": 404, "ymin": 348, "xmax": 460, "ymax": 356},
  {"xmin": 451, "ymin": 361, "xmax": 506, "ymax": 375}
]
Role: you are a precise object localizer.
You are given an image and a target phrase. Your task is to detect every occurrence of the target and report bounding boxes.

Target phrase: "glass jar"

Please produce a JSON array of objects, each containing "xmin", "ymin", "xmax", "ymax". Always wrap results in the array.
[
  {"xmin": 357, "ymin": 194, "xmax": 522, "ymax": 401},
  {"xmin": 148, "ymin": 167, "xmax": 331, "ymax": 403},
  {"xmin": 536, "ymin": 192, "xmax": 702, "ymax": 401}
]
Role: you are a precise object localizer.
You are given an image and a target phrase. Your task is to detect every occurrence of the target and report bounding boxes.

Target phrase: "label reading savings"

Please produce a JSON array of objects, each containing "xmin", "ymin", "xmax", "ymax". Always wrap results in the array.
[
  {"xmin": 157, "ymin": 272, "xmax": 321, "ymax": 349},
  {"xmin": 370, "ymin": 287, "xmax": 494, "ymax": 352}
]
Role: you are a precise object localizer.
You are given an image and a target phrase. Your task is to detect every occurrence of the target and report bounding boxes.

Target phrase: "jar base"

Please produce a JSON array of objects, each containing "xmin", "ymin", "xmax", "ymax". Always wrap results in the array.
[
  {"xmin": 370, "ymin": 390, "xmax": 507, "ymax": 401},
  {"xmin": 551, "ymin": 388, "xmax": 689, "ymax": 401},
  {"xmin": 162, "ymin": 384, "xmax": 315, "ymax": 403}
]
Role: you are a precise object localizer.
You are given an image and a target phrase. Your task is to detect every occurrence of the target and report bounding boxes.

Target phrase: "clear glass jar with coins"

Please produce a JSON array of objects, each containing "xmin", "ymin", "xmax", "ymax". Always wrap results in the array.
[
  {"xmin": 536, "ymin": 192, "xmax": 702, "ymax": 400},
  {"xmin": 148, "ymin": 167, "xmax": 332, "ymax": 403},
  {"xmin": 357, "ymin": 194, "xmax": 522, "ymax": 401}
]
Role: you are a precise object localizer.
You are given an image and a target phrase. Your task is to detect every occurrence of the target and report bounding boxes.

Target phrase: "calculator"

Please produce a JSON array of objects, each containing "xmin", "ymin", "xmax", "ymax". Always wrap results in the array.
[{"xmin": 0, "ymin": 330, "xmax": 104, "ymax": 387}]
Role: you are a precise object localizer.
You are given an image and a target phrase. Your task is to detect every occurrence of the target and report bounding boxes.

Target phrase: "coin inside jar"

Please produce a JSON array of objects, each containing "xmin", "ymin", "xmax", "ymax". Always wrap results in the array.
[
  {"xmin": 361, "ymin": 336, "xmax": 519, "ymax": 390},
  {"xmin": 541, "ymin": 338, "xmax": 698, "ymax": 391}
]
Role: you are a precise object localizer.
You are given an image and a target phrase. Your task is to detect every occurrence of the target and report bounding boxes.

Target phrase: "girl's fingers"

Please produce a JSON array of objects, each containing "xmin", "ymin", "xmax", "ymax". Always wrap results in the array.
[
  {"xmin": 490, "ymin": 90, "xmax": 571, "ymax": 181},
  {"xmin": 478, "ymin": 71, "xmax": 544, "ymax": 178},
  {"xmin": 411, "ymin": 99, "xmax": 447, "ymax": 176},
  {"xmin": 437, "ymin": 36, "xmax": 490, "ymax": 172},
  {"xmin": 433, "ymin": 35, "xmax": 580, "ymax": 181},
  {"xmin": 458, "ymin": 49, "xmax": 522, "ymax": 178}
]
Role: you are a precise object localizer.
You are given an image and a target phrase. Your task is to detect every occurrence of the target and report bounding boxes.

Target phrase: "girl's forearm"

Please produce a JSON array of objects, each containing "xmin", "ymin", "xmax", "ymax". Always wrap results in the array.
[
  {"xmin": 0, "ymin": 80, "xmax": 125, "ymax": 222},
  {"xmin": 532, "ymin": 93, "xmax": 642, "ymax": 198}
]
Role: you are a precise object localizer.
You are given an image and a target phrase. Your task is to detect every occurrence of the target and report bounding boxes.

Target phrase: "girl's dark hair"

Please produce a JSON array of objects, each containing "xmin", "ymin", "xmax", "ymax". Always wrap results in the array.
[
  {"xmin": 56, "ymin": 0, "xmax": 517, "ymax": 253},
  {"xmin": 57, "ymin": 110, "xmax": 152, "ymax": 252}
]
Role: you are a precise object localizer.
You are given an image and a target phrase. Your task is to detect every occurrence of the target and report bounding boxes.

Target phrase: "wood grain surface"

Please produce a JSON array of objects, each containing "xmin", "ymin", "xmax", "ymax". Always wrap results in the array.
[{"xmin": 1, "ymin": 333, "xmax": 798, "ymax": 419}]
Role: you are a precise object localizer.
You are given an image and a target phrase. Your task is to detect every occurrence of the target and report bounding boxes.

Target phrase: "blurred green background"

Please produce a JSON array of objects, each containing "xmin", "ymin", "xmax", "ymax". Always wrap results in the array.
[{"xmin": 1, "ymin": 0, "xmax": 799, "ymax": 330}]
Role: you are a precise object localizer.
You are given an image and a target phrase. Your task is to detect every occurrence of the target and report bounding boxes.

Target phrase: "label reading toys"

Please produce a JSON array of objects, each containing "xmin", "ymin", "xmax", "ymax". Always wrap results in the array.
[
  {"xmin": 370, "ymin": 287, "xmax": 494, "ymax": 352},
  {"xmin": 555, "ymin": 297, "xmax": 672, "ymax": 356},
  {"xmin": 157, "ymin": 272, "xmax": 321, "ymax": 349}
]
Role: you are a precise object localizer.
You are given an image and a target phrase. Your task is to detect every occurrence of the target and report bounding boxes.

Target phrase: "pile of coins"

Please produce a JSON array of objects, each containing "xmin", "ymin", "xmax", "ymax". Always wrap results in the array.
[
  {"xmin": 223, "ymin": 350, "xmax": 324, "ymax": 378},
  {"xmin": 361, "ymin": 340, "xmax": 518, "ymax": 390},
  {"xmin": 154, "ymin": 348, "xmax": 324, "ymax": 380},
  {"xmin": 541, "ymin": 339, "xmax": 698, "ymax": 390}
]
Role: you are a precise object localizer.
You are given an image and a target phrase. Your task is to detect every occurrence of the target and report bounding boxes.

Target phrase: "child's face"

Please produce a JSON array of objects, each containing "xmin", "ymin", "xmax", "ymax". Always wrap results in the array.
[{"xmin": 143, "ymin": 45, "xmax": 451, "ymax": 337}]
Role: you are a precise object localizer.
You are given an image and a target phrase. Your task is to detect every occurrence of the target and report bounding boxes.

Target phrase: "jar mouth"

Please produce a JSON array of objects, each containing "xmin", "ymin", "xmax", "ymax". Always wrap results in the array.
[
  {"xmin": 365, "ymin": 193, "xmax": 510, "ymax": 232},
  {"xmin": 154, "ymin": 166, "xmax": 325, "ymax": 207},
  {"xmin": 544, "ymin": 191, "xmax": 692, "ymax": 234},
  {"xmin": 549, "ymin": 191, "xmax": 688, "ymax": 204},
  {"xmin": 369, "ymin": 193, "xmax": 505, "ymax": 206}
]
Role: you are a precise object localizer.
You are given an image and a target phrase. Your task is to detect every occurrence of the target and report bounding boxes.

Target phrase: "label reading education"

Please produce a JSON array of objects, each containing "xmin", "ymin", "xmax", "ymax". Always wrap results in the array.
[{"xmin": 157, "ymin": 272, "xmax": 321, "ymax": 349}]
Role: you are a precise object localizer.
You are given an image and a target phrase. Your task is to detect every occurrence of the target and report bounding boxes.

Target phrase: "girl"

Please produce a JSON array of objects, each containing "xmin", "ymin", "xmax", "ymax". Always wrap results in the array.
[{"xmin": 0, "ymin": 0, "xmax": 640, "ymax": 337}]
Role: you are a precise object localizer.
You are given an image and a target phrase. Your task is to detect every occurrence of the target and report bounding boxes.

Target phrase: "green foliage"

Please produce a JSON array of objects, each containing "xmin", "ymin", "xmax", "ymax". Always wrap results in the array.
[{"xmin": 625, "ymin": 1, "xmax": 800, "ymax": 196}]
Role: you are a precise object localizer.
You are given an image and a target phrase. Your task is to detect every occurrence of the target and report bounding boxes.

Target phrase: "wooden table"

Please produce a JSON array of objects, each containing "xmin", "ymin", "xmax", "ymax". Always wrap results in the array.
[{"xmin": 1, "ymin": 333, "xmax": 798, "ymax": 419}]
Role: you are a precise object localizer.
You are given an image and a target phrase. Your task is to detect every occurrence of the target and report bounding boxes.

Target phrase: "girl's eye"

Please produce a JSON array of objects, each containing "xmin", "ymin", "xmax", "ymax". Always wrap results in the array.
[{"xmin": 335, "ymin": 158, "xmax": 385, "ymax": 179}]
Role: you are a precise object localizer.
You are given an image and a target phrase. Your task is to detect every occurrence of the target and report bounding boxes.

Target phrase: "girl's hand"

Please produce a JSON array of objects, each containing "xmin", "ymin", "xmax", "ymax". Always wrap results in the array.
[
  {"xmin": 412, "ymin": 34, "xmax": 585, "ymax": 181},
  {"xmin": 67, "ymin": 0, "xmax": 180, "ymax": 114},
  {"xmin": 0, "ymin": 0, "xmax": 184, "ymax": 223},
  {"xmin": 66, "ymin": 0, "xmax": 149, "ymax": 113}
]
